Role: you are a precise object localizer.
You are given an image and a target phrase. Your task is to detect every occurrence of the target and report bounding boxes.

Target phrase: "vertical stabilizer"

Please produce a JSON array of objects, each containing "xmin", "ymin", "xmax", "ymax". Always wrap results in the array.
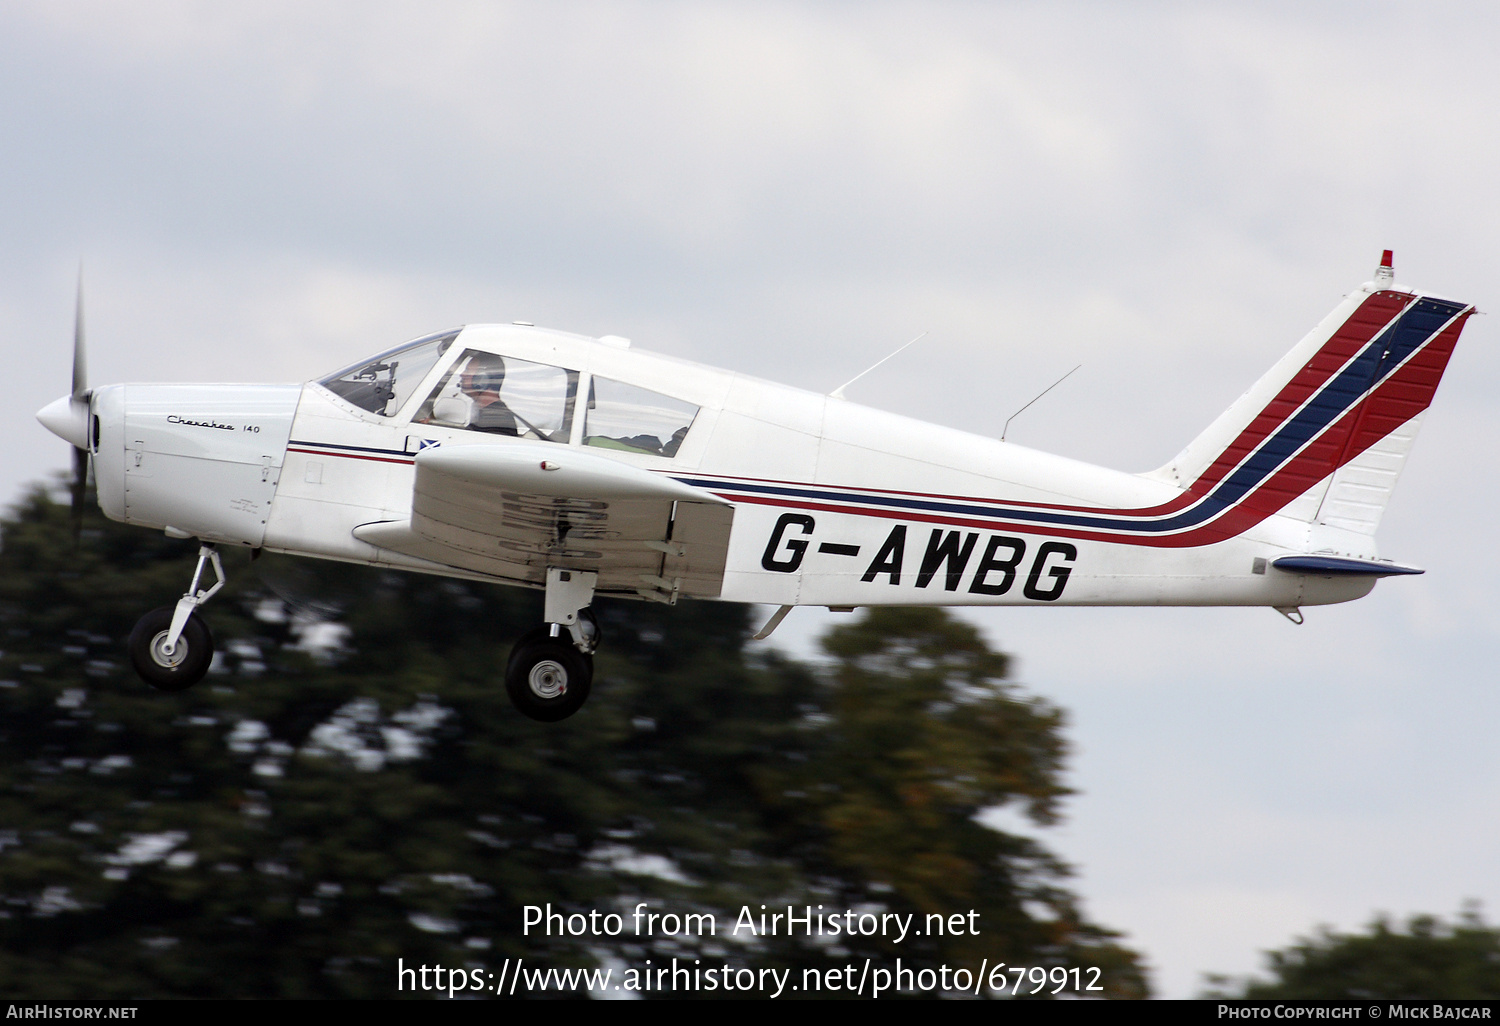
[{"xmin": 1147, "ymin": 253, "xmax": 1472, "ymax": 536}]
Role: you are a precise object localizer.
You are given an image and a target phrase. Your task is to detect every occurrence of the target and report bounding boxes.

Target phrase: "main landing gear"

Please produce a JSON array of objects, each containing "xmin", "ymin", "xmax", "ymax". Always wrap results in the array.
[
  {"xmin": 125, "ymin": 549, "xmax": 601, "ymax": 722},
  {"xmin": 128, "ymin": 544, "xmax": 222, "ymax": 692},
  {"xmin": 505, "ymin": 568, "xmax": 599, "ymax": 722}
]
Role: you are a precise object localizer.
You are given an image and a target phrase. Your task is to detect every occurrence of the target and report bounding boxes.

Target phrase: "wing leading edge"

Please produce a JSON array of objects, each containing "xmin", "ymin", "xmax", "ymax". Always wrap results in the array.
[{"xmin": 353, "ymin": 442, "xmax": 734, "ymax": 603}]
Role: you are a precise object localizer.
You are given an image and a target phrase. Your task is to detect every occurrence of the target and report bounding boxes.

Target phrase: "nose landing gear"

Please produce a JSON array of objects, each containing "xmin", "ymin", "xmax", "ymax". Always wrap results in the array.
[
  {"xmin": 128, "ymin": 606, "xmax": 214, "ymax": 691},
  {"xmin": 127, "ymin": 544, "xmax": 222, "ymax": 692},
  {"xmin": 504, "ymin": 568, "xmax": 599, "ymax": 722}
]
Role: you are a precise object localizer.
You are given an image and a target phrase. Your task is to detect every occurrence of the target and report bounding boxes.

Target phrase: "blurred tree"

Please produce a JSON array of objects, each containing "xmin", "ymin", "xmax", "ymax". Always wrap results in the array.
[
  {"xmin": 755, "ymin": 607, "xmax": 1148, "ymax": 998},
  {"xmin": 1205, "ymin": 907, "xmax": 1500, "ymax": 999},
  {"xmin": 0, "ymin": 484, "xmax": 1145, "ymax": 998}
]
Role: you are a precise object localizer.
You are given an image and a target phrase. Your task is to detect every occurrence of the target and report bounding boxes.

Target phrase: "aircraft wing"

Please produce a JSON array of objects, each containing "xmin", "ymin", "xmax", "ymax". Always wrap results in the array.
[{"xmin": 352, "ymin": 443, "xmax": 734, "ymax": 602}]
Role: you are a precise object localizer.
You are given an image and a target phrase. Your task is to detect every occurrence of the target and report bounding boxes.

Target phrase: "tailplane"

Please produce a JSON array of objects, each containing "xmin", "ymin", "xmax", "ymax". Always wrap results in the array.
[{"xmin": 1147, "ymin": 252, "xmax": 1473, "ymax": 536}]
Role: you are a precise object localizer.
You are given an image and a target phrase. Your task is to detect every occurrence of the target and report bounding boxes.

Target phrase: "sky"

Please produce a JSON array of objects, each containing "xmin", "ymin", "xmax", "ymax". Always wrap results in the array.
[{"xmin": 4, "ymin": 0, "xmax": 1499, "ymax": 998}]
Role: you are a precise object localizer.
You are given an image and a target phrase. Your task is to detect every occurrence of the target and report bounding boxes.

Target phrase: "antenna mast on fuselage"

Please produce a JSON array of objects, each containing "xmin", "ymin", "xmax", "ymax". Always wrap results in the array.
[{"xmin": 829, "ymin": 332, "xmax": 927, "ymax": 400}]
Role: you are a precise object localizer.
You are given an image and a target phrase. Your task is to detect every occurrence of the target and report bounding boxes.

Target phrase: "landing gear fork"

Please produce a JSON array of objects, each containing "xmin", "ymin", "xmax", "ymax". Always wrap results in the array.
[
  {"xmin": 543, "ymin": 567, "xmax": 599, "ymax": 653},
  {"xmin": 164, "ymin": 544, "xmax": 225, "ymax": 656}
]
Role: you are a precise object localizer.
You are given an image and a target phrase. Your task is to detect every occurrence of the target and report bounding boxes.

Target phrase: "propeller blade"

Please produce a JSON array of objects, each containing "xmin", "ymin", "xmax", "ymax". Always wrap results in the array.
[
  {"xmin": 67, "ymin": 267, "xmax": 91, "ymax": 547},
  {"xmin": 72, "ymin": 267, "xmax": 87, "ymax": 398}
]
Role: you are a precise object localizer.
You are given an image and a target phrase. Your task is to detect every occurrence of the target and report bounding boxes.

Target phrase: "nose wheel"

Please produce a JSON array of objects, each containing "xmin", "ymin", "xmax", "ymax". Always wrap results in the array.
[
  {"xmin": 129, "ymin": 606, "xmax": 214, "ymax": 692},
  {"xmin": 127, "ymin": 543, "xmax": 223, "ymax": 692}
]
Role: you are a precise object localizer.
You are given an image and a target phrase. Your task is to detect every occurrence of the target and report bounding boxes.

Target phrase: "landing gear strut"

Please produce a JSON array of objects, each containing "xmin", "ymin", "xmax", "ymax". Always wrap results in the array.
[
  {"xmin": 128, "ymin": 544, "xmax": 222, "ymax": 692},
  {"xmin": 505, "ymin": 568, "xmax": 598, "ymax": 722}
]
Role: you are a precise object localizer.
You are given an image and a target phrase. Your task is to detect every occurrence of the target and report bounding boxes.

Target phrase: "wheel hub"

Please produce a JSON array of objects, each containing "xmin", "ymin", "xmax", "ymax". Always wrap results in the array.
[
  {"xmin": 527, "ymin": 659, "xmax": 569, "ymax": 699},
  {"xmin": 148, "ymin": 631, "xmax": 188, "ymax": 668}
]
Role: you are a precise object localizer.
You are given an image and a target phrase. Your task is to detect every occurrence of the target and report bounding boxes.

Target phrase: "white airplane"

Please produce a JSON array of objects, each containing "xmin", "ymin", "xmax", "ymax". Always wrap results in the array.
[{"xmin": 36, "ymin": 252, "xmax": 1473, "ymax": 720}]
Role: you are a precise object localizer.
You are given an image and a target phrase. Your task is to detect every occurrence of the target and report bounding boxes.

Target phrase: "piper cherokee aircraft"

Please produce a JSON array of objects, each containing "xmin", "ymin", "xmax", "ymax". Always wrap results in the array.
[{"xmin": 35, "ymin": 252, "xmax": 1473, "ymax": 721}]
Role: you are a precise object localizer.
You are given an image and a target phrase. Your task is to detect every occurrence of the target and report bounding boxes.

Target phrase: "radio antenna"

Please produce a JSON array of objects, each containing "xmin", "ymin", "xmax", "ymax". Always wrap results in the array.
[
  {"xmin": 1002, "ymin": 364, "xmax": 1081, "ymax": 442},
  {"xmin": 830, "ymin": 332, "xmax": 927, "ymax": 400}
]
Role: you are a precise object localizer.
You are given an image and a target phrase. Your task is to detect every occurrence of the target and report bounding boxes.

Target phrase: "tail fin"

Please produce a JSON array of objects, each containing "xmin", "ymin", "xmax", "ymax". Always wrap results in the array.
[{"xmin": 1149, "ymin": 253, "xmax": 1473, "ymax": 537}]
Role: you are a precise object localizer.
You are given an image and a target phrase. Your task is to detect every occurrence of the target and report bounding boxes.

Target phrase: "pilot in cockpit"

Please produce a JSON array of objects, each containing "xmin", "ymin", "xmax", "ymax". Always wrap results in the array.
[
  {"xmin": 456, "ymin": 354, "xmax": 520, "ymax": 436},
  {"xmin": 423, "ymin": 351, "xmax": 565, "ymax": 439}
]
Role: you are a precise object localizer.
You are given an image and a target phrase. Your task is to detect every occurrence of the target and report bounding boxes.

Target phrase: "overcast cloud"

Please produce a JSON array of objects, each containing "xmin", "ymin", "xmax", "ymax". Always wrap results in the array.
[{"xmin": 4, "ymin": 1, "xmax": 1498, "ymax": 997}]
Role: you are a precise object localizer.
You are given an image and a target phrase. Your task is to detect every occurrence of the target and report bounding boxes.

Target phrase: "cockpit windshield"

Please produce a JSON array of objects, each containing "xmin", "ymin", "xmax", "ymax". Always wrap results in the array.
[{"xmin": 318, "ymin": 329, "xmax": 461, "ymax": 416}]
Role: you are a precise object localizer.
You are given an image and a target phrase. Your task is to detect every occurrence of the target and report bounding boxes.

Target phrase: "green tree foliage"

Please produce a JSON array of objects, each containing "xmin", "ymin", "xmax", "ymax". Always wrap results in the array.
[
  {"xmin": 757, "ymin": 608, "xmax": 1146, "ymax": 995},
  {"xmin": 0, "ymin": 484, "xmax": 1145, "ymax": 998},
  {"xmin": 1207, "ymin": 907, "xmax": 1500, "ymax": 999}
]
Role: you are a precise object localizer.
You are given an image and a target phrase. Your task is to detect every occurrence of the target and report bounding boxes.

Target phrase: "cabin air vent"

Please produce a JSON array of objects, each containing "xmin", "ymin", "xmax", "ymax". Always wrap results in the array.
[{"xmin": 597, "ymin": 335, "xmax": 632, "ymax": 349}]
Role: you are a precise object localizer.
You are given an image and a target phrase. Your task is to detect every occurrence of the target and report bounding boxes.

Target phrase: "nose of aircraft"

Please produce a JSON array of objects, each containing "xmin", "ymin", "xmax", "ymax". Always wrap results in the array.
[{"xmin": 37, "ymin": 394, "xmax": 90, "ymax": 450}]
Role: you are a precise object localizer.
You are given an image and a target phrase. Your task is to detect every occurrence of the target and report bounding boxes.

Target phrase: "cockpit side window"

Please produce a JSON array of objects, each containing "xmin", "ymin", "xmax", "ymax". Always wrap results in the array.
[
  {"xmin": 412, "ymin": 350, "xmax": 579, "ymax": 443},
  {"xmin": 584, "ymin": 377, "xmax": 698, "ymax": 458},
  {"xmin": 318, "ymin": 330, "xmax": 460, "ymax": 416}
]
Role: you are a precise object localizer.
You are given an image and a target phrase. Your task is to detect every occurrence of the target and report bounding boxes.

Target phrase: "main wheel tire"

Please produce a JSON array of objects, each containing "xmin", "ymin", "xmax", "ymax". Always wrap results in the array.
[
  {"xmin": 128, "ymin": 606, "xmax": 214, "ymax": 692},
  {"xmin": 505, "ymin": 631, "xmax": 592, "ymax": 722}
]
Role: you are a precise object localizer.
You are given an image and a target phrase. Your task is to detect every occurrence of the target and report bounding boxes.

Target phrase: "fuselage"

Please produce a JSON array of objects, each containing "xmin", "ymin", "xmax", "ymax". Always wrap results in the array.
[{"xmin": 80, "ymin": 322, "xmax": 1371, "ymax": 610}]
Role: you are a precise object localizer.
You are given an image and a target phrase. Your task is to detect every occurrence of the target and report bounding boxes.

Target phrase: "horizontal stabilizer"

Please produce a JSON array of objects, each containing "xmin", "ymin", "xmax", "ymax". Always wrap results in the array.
[{"xmin": 1271, "ymin": 555, "xmax": 1423, "ymax": 577}]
